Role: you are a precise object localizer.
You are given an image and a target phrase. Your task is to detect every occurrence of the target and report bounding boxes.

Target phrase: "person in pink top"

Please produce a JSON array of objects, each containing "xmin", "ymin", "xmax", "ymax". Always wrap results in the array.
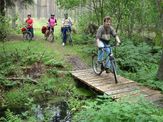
[
  {"xmin": 48, "ymin": 13, "xmax": 57, "ymax": 32},
  {"xmin": 25, "ymin": 14, "xmax": 34, "ymax": 38}
]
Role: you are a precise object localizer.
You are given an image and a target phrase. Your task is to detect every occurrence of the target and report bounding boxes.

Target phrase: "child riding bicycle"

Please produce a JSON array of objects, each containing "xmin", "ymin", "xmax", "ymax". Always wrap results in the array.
[
  {"xmin": 25, "ymin": 14, "xmax": 34, "ymax": 39},
  {"xmin": 47, "ymin": 13, "xmax": 57, "ymax": 34},
  {"xmin": 41, "ymin": 14, "xmax": 57, "ymax": 40}
]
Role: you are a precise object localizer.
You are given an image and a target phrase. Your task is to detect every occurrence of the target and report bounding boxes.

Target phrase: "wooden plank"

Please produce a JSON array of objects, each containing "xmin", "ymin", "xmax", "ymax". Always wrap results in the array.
[
  {"xmin": 137, "ymin": 86, "xmax": 161, "ymax": 96},
  {"xmin": 111, "ymin": 86, "xmax": 162, "ymax": 99},
  {"xmin": 96, "ymin": 82, "xmax": 137, "ymax": 92},
  {"xmin": 76, "ymin": 75, "xmax": 113, "ymax": 83},
  {"xmin": 78, "ymin": 75, "xmax": 108, "ymax": 80},
  {"xmin": 112, "ymin": 90, "xmax": 143, "ymax": 99},
  {"xmin": 105, "ymin": 85, "xmax": 139, "ymax": 95},
  {"xmin": 87, "ymin": 78, "xmax": 113, "ymax": 83},
  {"xmin": 71, "ymin": 68, "xmax": 92, "ymax": 73},
  {"xmin": 71, "ymin": 69, "xmax": 93, "ymax": 75},
  {"xmin": 146, "ymin": 93, "xmax": 163, "ymax": 102},
  {"xmin": 77, "ymin": 75, "xmax": 132, "ymax": 84}
]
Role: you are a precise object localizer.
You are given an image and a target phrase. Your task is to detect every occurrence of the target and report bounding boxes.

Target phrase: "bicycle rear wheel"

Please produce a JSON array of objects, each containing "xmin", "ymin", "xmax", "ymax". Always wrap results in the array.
[
  {"xmin": 110, "ymin": 60, "xmax": 118, "ymax": 83},
  {"xmin": 92, "ymin": 54, "xmax": 103, "ymax": 75},
  {"xmin": 48, "ymin": 33, "xmax": 54, "ymax": 42},
  {"xmin": 67, "ymin": 31, "xmax": 73, "ymax": 46}
]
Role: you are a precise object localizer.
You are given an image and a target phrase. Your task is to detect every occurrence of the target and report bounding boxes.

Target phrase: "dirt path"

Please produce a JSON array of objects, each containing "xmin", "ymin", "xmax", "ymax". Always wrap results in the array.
[{"xmin": 43, "ymin": 39, "xmax": 89, "ymax": 71}]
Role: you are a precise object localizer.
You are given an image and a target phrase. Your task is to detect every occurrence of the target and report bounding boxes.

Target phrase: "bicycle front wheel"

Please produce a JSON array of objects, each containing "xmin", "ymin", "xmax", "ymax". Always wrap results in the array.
[
  {"xmin": 92, "ymin": 54, "xmax": 103, "ymax": 75},
  {"xmin": 110, "ymin": 60, "xmax": 118, "ymax": 83},
  {"xmin": 24, "ymin": 31, "xmax": 32, "ymax": 40}
]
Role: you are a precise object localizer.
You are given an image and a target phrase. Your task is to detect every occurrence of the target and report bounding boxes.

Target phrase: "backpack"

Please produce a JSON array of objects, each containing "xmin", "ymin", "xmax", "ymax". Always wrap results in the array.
[{"xmin": 41, "ymin": 26, "xmax": 47, "ymax": 34}]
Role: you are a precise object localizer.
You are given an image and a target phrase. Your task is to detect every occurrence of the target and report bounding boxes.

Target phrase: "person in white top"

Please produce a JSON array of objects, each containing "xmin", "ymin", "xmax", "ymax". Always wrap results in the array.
[{"xmin": 61, "ymin": 13, "xmax": 73, "ymax": 46}]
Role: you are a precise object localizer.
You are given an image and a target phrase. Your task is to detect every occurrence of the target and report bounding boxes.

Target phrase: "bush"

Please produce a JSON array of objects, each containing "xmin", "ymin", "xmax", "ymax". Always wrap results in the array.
[
  {"xmin": 0, "ymin": 16, "xmax": 11, "ymax": 41},
  {"xmin": 116, "ymin": 39, "xmax": 161, "ymax": 72},
  {"xmin": 73, "ymin": 96, "xmax": 163, "ymax": 122}
]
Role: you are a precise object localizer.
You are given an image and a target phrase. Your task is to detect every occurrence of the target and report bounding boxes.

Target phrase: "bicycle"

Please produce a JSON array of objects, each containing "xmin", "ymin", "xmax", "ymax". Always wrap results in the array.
[
  {"xmin": 21, "ymin": 27, "xmax": 32, "ymax": 40},
  {"xmin": 92, "ymin": 45, "xmax": 118, "ymax": 83},
  {"xmin": 45, "ymin": 27, "xmax": 54, "ymax": 42}
]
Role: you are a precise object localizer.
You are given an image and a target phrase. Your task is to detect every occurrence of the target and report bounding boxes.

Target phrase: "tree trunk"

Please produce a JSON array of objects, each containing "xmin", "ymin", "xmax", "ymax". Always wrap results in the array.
[
  {"xmin": 43, "ymin": 0, "xmax": 47, "ymax": 18},
  {"xmin": 50, "ymin": 0, "xmax": 54, "ymax": 14},
  {"xmin": 37, "ymin": 0, "xmax": 41, "ymax": 19},
  {"xmin": 0, "ymin": 0, "xmax": 6, "ymax": 41},
  {"xmin": 17, "ymin": 1, "xmax": 25, "ymax": 23},
  {"xmin": 11, "ymin": 6, "xmax": 17, "ymax": 29},
  {"xmin": 92, "ymin": 0, "xmax": 100, "ymax": 25},
  {"xmin": 156, "ymin": 0, "xmax": 163, "ymax": 80},
  {"xmin": 157, "ymin": 53, "xmax": 163, "ymax": 80},
  {"xmin": 0, "ymin": 0, "xmax": 5, "ymax": 16}
]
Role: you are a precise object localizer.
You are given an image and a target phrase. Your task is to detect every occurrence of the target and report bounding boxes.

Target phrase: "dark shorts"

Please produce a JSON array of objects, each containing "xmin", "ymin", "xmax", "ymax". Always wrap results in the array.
[
  {"xmin": 99, "ymin": 38, "xmax": 110, "ymax": 45},
  {"xmin": 48, "ymin": 26, "xmax": 54, "ymax": 32}
]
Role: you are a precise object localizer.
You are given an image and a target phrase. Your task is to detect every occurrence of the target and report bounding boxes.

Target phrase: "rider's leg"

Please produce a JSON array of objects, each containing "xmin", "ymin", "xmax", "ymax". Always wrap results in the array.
[
  {"xmin": 62, "ymin": 27, "xmax": 67, "ymax": 44},
  {"xmin": 28, "ymin": 28, "xmax": 34, "ymax": 38},
  {"xmin": 97, "ymin": 48, "xmax": 104, "ymax": 63},
  {"xmin": 29, "ymin": 28, "xmax": 34, "ymax": 38},
  {"xmin": 105, "ymin": 47, "xmax": 112, "ymax": 69},
  {"xmin": 52, "ymin": 27, "xmax": 54, "ymax": 33}
]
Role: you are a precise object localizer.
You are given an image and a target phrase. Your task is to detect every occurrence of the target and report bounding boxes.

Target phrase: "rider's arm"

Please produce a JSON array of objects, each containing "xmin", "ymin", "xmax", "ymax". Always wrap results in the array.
[
  {"xmin": 61, "ymin": 19, "xmax": 65, "ymax": 27},
  {"xmin": 110, "ymin": 26, "xmax": 121, "ymax": 45},
  {"xmin": 55, "ymin": 19, "xmax": 57, "ymax": 25},
  {"xmin": 96, "ymin": 26, "xmax": 103, "ymax": 47},
  {"xmin": 69, "ymin": 17, "xmax": 73, "ymax": 26},
  {"xmin": 115, "ymin": 35, "xmax": 121, "ymax": 44},
  {"xmin": 96, "ymin": 38, "xmax": 101, "ymax": 47}
]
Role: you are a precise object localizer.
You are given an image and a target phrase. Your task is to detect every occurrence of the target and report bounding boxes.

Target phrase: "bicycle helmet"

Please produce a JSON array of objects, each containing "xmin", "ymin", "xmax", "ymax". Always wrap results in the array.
[{"xmin": 51, "ymin": 13, "xmax": 55, "ymax": 16}]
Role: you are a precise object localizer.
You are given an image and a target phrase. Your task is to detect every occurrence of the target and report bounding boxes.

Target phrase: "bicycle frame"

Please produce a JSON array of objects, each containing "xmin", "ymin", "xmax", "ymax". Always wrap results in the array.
[
  {"xmin": 61, "ymin": 26, "xmax": 73, "ymax": 45},
  {"xmin": 22, "ymin": 27, "xmax": 32, "ymax": 40},
  {"xmin": 45, "ymin": 27, "xmax": 54, "ymax": 42},
  {"xmin": 92, "ymin": 45, "xmax": 118, "ymax": 83}
]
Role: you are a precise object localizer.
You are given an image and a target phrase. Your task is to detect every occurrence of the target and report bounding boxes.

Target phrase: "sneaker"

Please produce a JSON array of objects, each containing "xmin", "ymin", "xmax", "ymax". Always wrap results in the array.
[
  {"xmin": 62, "ymin": 43, "xmax": 65, "ymax": 46},
  {"xmin": 105, "ymin": 68, "xmax": 110, "ymax": 73}
]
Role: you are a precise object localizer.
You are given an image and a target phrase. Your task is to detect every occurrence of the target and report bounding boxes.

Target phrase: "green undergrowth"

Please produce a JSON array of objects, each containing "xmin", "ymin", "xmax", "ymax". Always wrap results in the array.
[
  {"xmin": 0, "ymin": 40, "xmax": 93, "ymax": 121},
  {"xmin": 73, "ymin": 95, "xmax": 163, "ymax": 122},
  {"xmin": 115, "ymin": 39, "xmax": 163, "ymax": 91}
]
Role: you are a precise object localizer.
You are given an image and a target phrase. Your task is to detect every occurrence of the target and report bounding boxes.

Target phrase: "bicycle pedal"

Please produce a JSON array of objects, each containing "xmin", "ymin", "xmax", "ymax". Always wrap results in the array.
[{"xmin": 105, "ymin": 68, "xmax": 111, "ymax": 73}]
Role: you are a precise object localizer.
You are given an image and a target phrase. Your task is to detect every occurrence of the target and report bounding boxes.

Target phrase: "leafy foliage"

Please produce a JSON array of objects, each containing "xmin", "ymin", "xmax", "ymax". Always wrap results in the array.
[
  {"xmin": 116, "ymin": 40, "xmax": 161, "ymax": 72},
  {"xmin": 73, "ymin": 95, "xmax": 163, "ymax": 122},
  {"xmin": 0, "ymin": 16, "xmax": 11, "ymax": 41},
  {"xmin": 0, "ymin": 109, "xmax": 22, "ymax": 122},
  {"xmin": 57, "ymin": 0, "xmax": 86, "ymax": 9}
]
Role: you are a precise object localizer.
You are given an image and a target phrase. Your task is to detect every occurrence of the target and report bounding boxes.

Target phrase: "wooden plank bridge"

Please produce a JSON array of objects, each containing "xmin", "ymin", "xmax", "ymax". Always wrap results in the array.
[{"xmin": 71, "ymin": 69, "xmax": 163, "ymax": 106}]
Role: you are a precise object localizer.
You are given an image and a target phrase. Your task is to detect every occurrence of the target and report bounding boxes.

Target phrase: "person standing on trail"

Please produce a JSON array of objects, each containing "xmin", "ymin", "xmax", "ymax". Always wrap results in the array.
[
  {"xmin": 48, "ymin": 13, "xmax": 57, "ymax": 33},
  {"xmin": 61, "ymin": 13, "xmax": 73, "ymax": 46},
  {"xmin": 96, "ymin": 16, "xmax": 121, "ymax": 73},
  {"xmin": 25, "ymin": 14, "xmax": 34, "ymax": 39}
]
